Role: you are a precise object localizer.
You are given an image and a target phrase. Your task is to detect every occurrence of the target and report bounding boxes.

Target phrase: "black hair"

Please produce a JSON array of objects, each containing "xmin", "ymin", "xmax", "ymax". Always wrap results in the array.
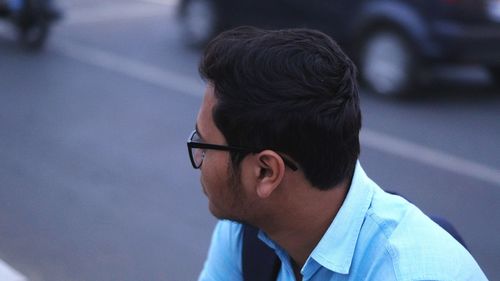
[{"xmin": 199, "ymin": 26, "xmax": 361, "ymax": 190}]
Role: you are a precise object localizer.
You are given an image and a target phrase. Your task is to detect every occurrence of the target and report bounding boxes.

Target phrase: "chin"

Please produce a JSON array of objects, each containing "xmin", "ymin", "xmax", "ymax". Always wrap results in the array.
[
  {"xmin": 208, "ymin": 202, "xmax": 224, "ymax": 219},
  {"xmin": 209, "ymin": 208, "xmax": 249, "ymax": 226},
  {"xmin": 208, "ymin": 202, "xmax": 236, "ymax": 221}
]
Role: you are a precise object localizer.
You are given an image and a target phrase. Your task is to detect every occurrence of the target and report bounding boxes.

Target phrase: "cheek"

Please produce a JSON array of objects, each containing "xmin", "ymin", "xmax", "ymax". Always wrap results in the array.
[{"xmin": 200, "ymin": 153, "xmax": 229, "ymax": 195}]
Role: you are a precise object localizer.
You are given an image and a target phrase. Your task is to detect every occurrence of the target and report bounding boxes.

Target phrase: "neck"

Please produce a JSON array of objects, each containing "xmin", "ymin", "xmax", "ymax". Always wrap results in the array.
[{"xmin": 258, "ymin": 179, "xmax": 349, "ymax": 270}]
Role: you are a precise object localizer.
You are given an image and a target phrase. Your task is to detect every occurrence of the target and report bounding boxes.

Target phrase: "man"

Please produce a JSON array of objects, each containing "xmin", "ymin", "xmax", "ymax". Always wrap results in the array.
[{"xmin": 187, "ymin": 26, "xmax": 487, "ymax": 281}]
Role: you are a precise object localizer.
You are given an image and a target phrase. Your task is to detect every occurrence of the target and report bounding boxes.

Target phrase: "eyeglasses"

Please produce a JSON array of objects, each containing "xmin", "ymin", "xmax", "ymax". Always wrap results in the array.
[{"xmin": 187, "ymin": 130, "xmax": 298, "ymax": 171}]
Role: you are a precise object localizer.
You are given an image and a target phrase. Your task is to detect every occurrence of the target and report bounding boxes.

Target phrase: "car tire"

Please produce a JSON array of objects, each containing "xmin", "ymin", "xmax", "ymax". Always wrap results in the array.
[
  {"xmin": 488, "ymin": 66, "xmax": 500, "ymax": 84},
  {"xmin": 178, "ymin": 0, "xmax": 219, "ymax": 47},
  {"xmin": 18, "ymin": 0, "xmax": 51, "ymax": 50},
  {"xmin": 18, "ymin": 18, "xmax": 49, "ymax": 49},
  {"xmin": 358, "ymin": 29, "xmax": 419, "ymax": 98}
]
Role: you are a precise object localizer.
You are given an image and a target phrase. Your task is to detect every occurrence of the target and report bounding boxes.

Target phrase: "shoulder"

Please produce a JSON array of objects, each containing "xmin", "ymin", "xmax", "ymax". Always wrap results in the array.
[
  {"xmin": 198, "ymin": 220, "xmax": 244, "ymax": 281},
  {"xmin": 360, "ymin": 190, "xmax": 487, "ymax": 281}
]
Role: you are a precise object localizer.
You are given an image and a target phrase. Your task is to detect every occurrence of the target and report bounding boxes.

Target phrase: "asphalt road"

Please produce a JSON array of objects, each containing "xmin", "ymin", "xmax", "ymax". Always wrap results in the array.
[{"xmin": 0, "ymin": 0, "xmax": 499, "ymax": 280}]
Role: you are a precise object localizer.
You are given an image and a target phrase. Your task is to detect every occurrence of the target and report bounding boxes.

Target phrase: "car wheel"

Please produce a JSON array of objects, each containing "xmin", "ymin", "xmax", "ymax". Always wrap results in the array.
[
  {"xmin": 18, "ymin": 19, "xmax": 49, "ymax": 49},
  {"xmin": 178, "ymin": 0, "xmax": 218, "ymax": 47},
  {"xmin": 488, "ymin": 66, "xmax": 500, "ymax": 84},
  {"xmin": 15, "ymin": 0, "xmax": 52, "ymax": 50},
  {"xmin": 359, "ymin": 30, "xmax": 418, "ymax": 98}
]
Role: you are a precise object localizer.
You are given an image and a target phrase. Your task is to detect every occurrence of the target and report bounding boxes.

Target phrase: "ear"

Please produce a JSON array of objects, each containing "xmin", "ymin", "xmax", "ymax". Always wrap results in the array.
[{"xmin": 253, "ymin": 150, "xmax": 286, "ymax": 199}]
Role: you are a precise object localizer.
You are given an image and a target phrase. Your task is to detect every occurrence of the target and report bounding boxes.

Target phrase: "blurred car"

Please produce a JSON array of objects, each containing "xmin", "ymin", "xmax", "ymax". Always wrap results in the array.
[
  {"xmin": 0, "ymin": 0, "xmax": 62, "ymax": 49},
  {"xmin": 177, "ymin": 0, "xmax": 500, "ymax": 97}
]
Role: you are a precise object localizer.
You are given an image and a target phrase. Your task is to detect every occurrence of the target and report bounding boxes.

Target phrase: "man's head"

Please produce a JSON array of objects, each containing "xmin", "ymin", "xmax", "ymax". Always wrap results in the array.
[{"xmin": 191, "ymin": 26, "xmax": 361, "ymax": 220}]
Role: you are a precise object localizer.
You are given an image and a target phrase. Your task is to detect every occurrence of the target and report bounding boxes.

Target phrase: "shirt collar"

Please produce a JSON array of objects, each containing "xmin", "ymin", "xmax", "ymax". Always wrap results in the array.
[
  {"xmin": 257, "ymin": 162, "xmax": 376, "ymax": 276},
  {"xmin": 305, "ymin": 161, "xmax": 375, "ymax": 275}
]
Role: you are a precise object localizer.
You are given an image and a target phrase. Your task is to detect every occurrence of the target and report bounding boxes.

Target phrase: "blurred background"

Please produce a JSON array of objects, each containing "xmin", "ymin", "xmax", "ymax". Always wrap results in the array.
[{"xmin": 0, "ymin": 0, "xmax": 499, "ymax": 280}]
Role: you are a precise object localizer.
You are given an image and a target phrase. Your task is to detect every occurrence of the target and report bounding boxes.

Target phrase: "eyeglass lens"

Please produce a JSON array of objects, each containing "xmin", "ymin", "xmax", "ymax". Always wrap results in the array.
[{"xmin": 190, "ymin": 131, "xmax": 205, "ymax": 168}]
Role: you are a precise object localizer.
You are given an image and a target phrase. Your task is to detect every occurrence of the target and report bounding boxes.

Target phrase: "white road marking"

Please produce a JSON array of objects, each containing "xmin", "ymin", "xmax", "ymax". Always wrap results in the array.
[
  {"xmin": 361, "ymin": 129, "xmax": 500, "ymax": 186},
  {"xmin": 139, "ymin": 0, "xmax": 179, "ymax": 6},
  {"xmin": 54, "ymin": 40, "xmax": 204, "ymax": 98},
  {"xmin": 56, "ymin": 39, "xmax": 500, "ymax": 187},
  {"xmin": 64, "ymin": 1, "xmax": 174, "ymax": 25},
  {"xmin": 0, "ymin": 259, "xmax": 28, "ymax": 281},
  {"xmin": 2, "ymin": 2, "xmax": 498, "ymax": 187}
]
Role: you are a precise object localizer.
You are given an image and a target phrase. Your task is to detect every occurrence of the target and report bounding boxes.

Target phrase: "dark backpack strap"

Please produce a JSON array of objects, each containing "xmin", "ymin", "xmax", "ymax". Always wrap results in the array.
[
  {"xmin": 386, "ymin": 191, "xmax": 467, "ymax": 248},
  {"xmin": 429, "ymin": 216, "xmax": 467, "ymax": 249},
  {"xmin": 242, "ymin": 224, "xmax": 281, "ymax": 281}
]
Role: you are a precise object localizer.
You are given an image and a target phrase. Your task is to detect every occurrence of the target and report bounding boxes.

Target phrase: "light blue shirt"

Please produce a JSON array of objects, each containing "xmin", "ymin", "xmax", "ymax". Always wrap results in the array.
[{"xmin": 199, "ymin": 163, "xmax": 488, "ymax": 281}]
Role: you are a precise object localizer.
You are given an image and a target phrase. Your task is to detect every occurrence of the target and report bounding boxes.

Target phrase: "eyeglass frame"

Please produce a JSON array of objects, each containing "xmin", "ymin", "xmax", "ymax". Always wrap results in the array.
[{"xmin": 187, "ymin": 130, "xmax": 298, "ymax": 171}]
